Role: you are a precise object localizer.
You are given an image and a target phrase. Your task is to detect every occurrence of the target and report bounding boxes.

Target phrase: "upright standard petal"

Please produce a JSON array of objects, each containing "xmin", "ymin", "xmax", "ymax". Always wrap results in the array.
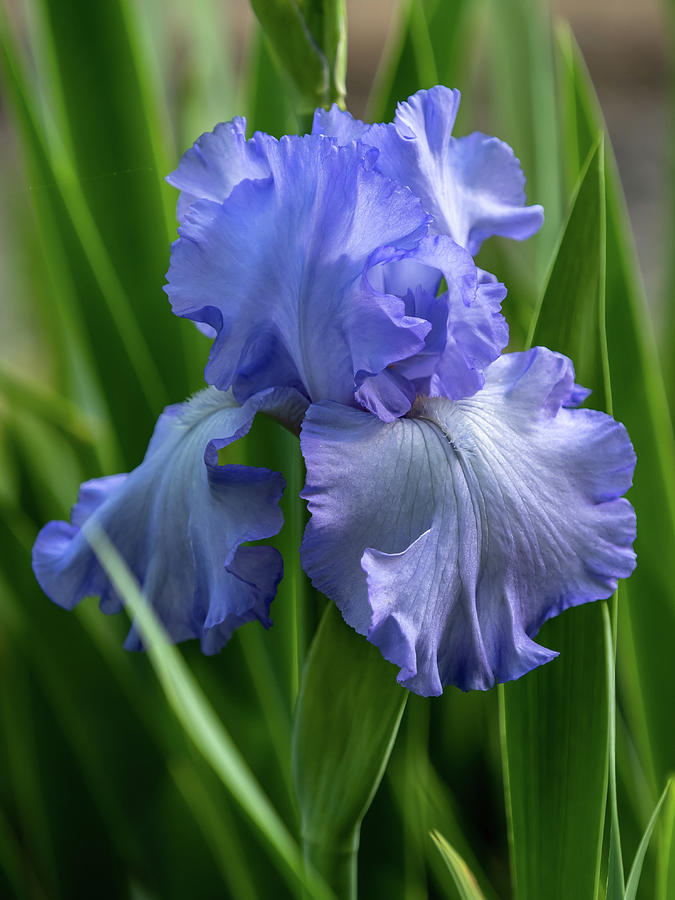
[
  {"xmin": 300, "ymin": 347, "xmax": 636, "ymax": 695},
  {"xmin": 33, "ymin": 386, "xmax": 308, "ymax": 654},
  {"xmin": 166, "ymin": 135, "xmax": 432, "ymax": 407},
  {"xmin": 318, "ymin": 87, "xmax": 544, "ymax": 255},
  {"xmin": 166, "ymin": 117, "xmax": 270, "ymax": 220}
]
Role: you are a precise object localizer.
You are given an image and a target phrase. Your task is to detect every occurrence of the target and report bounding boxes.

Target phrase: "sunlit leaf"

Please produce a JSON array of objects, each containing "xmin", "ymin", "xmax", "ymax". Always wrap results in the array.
[
  {"xmin": 656, "ymin": 783, "xmax": 675, "ymax": 900},
  {"xmin": 431, "ymin": 830, "xmax": 487, "ymax": 900},
  {"xmin": 625, "ymin": 781, "xmax": 673, "ymax": 900}
]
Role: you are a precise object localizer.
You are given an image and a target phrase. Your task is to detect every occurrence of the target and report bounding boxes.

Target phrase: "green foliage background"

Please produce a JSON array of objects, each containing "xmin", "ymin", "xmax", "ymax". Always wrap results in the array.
[{"xmin": 0, "ymin": 0, "xmax": 673, "ymax": 897}]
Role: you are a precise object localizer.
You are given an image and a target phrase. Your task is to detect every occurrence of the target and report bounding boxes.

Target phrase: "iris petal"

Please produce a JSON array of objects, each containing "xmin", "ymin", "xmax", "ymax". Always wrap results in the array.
[
  {"xmin": 370, "ymin": 88, "xmax": 544, "ymax": 253},
  {"xmin": 166, "ymin": 117, "xmax": 270, "ymax": 221},
  {"xmin": 166, "ymin": 135, "xmax": 432, "ymax": 406},
  {"xmin": 311, "ymin": 106, "xmax": 368, "ymax": 143},
  {"xmin": 33, "ymin": 386, "xmax": 308, "ymax": 653},
  {"xmin": 300, "ymin": 347, "xmax": 636, "ymax": 695},
  {"xmin": 314, "ymin": 87, "xmax": 543, "ymax": 254},
  {"xmin": 355, "ymin": 235, "xmax": 508, "ymax": 420}
]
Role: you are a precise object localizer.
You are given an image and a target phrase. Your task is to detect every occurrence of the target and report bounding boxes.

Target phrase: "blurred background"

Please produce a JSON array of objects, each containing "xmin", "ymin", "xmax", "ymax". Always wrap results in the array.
[{"xmin": 0, "ymin": 0, "xmax": 673, "ymax": 898}]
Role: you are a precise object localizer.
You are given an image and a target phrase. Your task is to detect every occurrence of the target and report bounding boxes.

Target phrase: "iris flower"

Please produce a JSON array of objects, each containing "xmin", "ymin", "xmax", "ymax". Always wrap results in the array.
[{"xmin": 32, "ymin": 87, "xmax": 636, "ymax": 696}]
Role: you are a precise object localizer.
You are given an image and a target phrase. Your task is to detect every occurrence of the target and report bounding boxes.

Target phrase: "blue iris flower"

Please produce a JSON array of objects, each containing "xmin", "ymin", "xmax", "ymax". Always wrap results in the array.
[{"xmin": 32, "ymin": 87, "xmax": 636, "ymax": 696}]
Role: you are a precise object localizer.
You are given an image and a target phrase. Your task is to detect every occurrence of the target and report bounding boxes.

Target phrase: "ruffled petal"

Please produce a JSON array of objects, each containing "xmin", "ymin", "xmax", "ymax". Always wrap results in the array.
[
  {"xmin": 166, "ymin": 117, "xmax": 270, "ymax": 220},
  {"xmin": 395, "ymin": 236, "xmax": 508, "ymax": 399},
  {"xmin": 355, "ymin": 236, "xmax": 509, "ymax": 419},
  {"xmin": 165, "ymin": 135, "xmax": 432, "ymax": 406},
  {"xmin": 443, "ymin": 132, "xmax": 545, "ymax": 254},
  {"xmin": 33, "ymin": 386, "xmax": 308, "ymax": 653},
  {"xmin": 300, "ymin": 347, "xmax": 636, "ymax": 695},
  {"xmin": 311, "ymin": 105, "xmax": 368, "ymax": 143},
  {"xmin": 354, "ymin": 368, "xmax": 417, "ymax": 423},
  {"xmin": 359, "ymin": 86, "xmax": 544, "ymax": 254}
]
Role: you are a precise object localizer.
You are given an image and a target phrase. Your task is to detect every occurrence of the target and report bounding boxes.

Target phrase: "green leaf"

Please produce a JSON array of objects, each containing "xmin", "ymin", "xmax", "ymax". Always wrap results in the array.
[
  {"xmin": 0, "ymin": 801, "xmax": 30, "ymax": 898},
  {"xmin": 625, "ymin": 780, "xmax": 673, "ymax": 900},
  {"xmin": 85, "ymin": 523, "xmax": 336, "ymax": 900},
  {"xmin": 431, "ymin": 830, "xmax": 487, "ymax": 900},
  {"xmin": 0, "ymin": 651, "xmax": 60, "ymax": 896},
  {"xmin": 366, "ymin": 0, "xmax": 471, "ymax": 123},
  {"xmin": 528, "ymin": 135, "xmax": 608, "ymax": 403},
  {"xmin": 500, "ymin": 605, "xmax": 609, "ymax": 900},
  {"xmin": 0, "ymin": 567, "xmax": 146, "ymax": 885},
  {"xmin": 554, "ymin": 24, "xmax": 598, "ymax": 199},
  {"xmin": 0, "ymin": 1, "xmax": 188, "ymax": 465},
  {"xmin": 656, "ymin": 781, "xmax": 675, "ymax": 900},
  {"xmin": 292, "ymin": 602, "xmax": 407, "ymax": 898},
  {"xmin": 386, "ymin": 730, "xmax": 501, "ymax": 900},
  {"xmin": 604, "ymin": 600, "xmax": 626, "ymax": 900},
  {"xmin": 169, "ymin": 759, "xmax": 259, "ymax": 900},
  {"xmin": 485, "ymin": 0, "xmax": 563, "ymax": 272},
  {"xmin": 245, "ymin": 25, "xmax": 300, "ymax": 137},
  {"xmin": 0, "ymin": 359, "xmax": 101, "ymax": 448},
  {"xmin": 500, "ymin": 137, "xmax": 611, "ymax": 900},
  {"xmin": 560, "ymin": 27, "xmax": 675, "ymax": 795}
]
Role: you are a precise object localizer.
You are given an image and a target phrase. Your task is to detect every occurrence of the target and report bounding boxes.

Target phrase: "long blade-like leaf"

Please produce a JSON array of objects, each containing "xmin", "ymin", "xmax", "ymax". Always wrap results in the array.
[
  {"xmin": 625, "ymin": 780, "xmax": 673, "ymax": 900},
  {"xmin": 485, "ymin": 0, "xmax": 563, "ymax": 270},
  {"xmin": 500, "ymin": 139, "xmax": 611, "ymax": 900},
  {"xmin": 431, "ymin": 830, "xmax": 487, "ymax": 900},
  {"xmin": 656, "ymin": 781, "xmax": 675, "ymax": 900},
  {"xmin": 527, "ymin": 135, "xmax": 608, "ymax": 403},
  {"xmin": 604, "ymin": 600, "xmax": 626, "ymax": 900},
  {"xmin": 626, "ymin": 781, "xmax": 673, "ymax": 900},
  {"xmin": 560, "ymin": 26, "xmax": 675, "ymax": 797}
]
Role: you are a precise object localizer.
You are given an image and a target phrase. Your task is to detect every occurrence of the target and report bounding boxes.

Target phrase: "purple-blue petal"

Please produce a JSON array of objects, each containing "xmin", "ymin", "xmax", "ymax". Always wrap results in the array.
[
  {"xmin": 445, "ymin": 132, "xmax": 544, "ymax": 254},
  {"xmin": 353, "ymin": 86, "xmax": 543, "ymax": 254},
  {"xmin": 33, "ymin": 386, "xmax": 308, "ymax": 653},
  {"xmin": 165, "ymin": 135, "xmax": 432, "ymax": 406},
  {"xmin": 354, "ymin": 368, "xmax": 417, "ymax": 423},
  {"xmin": 355, "ymin": 235, "xmax": 508, "ymax": 419},
  {"xmin": 166, "ymin": 117, "xmax": 270, "ymax": 221},
  {"xmin": 311, "ymin": 105, "xmax": 368, "ymax": 142},
  {"xmin": 395, "ymin": 236, "xmax": 509, "ymax": 400},
  {"xmin": 300, "ymin": 347, "xmax": 636, "ymax": 695}
]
